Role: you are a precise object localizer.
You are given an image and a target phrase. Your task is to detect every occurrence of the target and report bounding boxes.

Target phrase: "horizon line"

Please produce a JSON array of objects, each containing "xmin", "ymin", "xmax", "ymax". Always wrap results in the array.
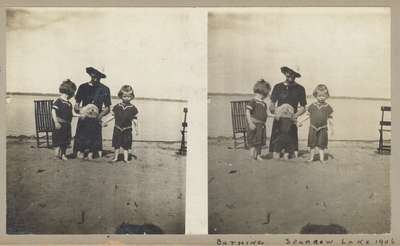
[
  {"xmin": 6, "ymin": 92, "xmax": 187, "ymax": 103},
  {"xmin": 208, "ymin": 92, "xmax": 391, "ymax": 101}
]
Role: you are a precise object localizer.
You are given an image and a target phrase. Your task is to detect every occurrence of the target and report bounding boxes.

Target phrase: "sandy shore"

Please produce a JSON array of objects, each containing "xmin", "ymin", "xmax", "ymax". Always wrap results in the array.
[
  {"xmin": 208, "ymin": 138, "xmax": 390, "ymax": 234},
  {"xmin": 7, "ymin": 138, "xmax": 186, "ymax": 234}
]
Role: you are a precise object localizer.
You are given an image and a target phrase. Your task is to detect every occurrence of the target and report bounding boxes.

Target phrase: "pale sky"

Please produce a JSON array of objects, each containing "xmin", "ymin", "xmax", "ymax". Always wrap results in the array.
[
  {"xmin": 6, "ymin": 8, "xmax": 205, "ymax": 100},
  {"xmin": 208, "ymin": 8, "xmax": 391, "ymax": 99}
]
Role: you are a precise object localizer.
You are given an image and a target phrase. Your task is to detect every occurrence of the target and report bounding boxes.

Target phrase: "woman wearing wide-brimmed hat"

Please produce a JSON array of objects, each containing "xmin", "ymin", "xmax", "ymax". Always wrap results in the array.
[
  {"xmin": 73, "ymin": 67, "xmax": 112, "ymax": 159},
  {"xmin": 269, "ymin": 66, "xmax": 307, "ymax": 158}
]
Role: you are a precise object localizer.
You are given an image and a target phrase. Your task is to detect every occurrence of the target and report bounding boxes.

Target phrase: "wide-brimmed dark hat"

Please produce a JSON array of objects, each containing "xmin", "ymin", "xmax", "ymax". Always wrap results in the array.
[
  {"xmin": 86, "ymin": 67, "xmax": 106, "ymax": 79},
  {"xmin": 281, "ymin": 66, "xmax": 301, "ymax": 78}
]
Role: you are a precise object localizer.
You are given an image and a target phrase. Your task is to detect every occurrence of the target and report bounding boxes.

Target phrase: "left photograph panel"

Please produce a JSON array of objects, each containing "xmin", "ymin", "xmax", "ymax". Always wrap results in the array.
[{"xmin": 5, "ymin": 7, "xmax": 200, "ymax": 234}]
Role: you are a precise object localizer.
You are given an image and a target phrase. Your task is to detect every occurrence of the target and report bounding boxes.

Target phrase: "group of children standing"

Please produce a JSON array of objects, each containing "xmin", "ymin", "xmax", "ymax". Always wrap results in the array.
[
  {"xmin": 246, "ymin": 79, "xmax": 334, "ymax": 163},
  {"xmin": 51, "ymin": 67, "xmax": 333, "ymax": 163},
  {"xmin": 51, "ymin": 79, "xmax": 138, "ymax": 162}
]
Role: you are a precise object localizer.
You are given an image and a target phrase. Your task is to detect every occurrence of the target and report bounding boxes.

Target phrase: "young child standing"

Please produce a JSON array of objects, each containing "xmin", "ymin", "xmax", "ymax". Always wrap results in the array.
[
  {"xmin": 245, "ymin": 79, "xmax": 271, "ymax": 160},
  {"xmin": 103, "ymin": 85, "xmax": 138, "ymax": 163},
  {"xmin": 304, "ymin": 84, "xmax": 334, "ymax": 163},
  {"xmin": 51, "ymin": 79, "xmax": 77, "ymax": 160},
  {"xmin": 272, "ymin": 103, "xmax": 296, "ymax": 160}
]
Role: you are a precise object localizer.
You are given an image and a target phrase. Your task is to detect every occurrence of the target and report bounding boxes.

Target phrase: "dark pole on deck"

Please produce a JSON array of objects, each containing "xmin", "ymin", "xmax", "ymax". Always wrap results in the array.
[{"xmin": 178, "ymin": 107, "xmax": 188, "ymax": 156}]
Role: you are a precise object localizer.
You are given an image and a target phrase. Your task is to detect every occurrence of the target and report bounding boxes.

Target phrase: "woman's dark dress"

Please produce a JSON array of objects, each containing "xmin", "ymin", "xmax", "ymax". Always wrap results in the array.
[
  {"xmin": 269, "ymin": 82, "xmax": 307, "ymax": 153},
  {"xmin": 52, "ymin": 98, "xmax": 73, "ymax": 148},
  {"xmin": 73, "ymin": 82, "xmax": 111, "ymax": 153},
  {"xmin": 273, "ymin": 117, "xmax": 296, "ymax": 155}
]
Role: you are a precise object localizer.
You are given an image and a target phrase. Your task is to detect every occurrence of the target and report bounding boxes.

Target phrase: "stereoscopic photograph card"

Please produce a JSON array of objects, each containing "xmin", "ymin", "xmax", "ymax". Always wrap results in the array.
[
  {"xmin": 208, "ymin": 7, "xmax": 392, "ymax": 235},
  {"xmin": 4, "ymin": 7, "xmax": 205, "ymax": 235},
  {"xmin": 0, "ymin": 1, "xmax": 399, "ymax": 246}
]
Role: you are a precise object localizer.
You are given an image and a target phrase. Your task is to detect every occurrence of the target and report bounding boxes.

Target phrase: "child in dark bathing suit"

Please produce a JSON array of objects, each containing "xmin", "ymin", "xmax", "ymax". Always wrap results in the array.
[
  {"xmin": 103, "ymin": 85, "xmax": 138, "ymax": 163},
  {"xmin": 51, "ymin": 79, "xmax": 77, "ymax": 160}
]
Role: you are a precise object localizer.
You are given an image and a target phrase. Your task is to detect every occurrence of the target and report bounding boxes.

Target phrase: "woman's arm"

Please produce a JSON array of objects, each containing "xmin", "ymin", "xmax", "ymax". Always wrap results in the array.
[
  {"xmin": 295, "ymin": 106, "xmax": 306, "ymax": 118},
  {"xmin": 98, "ymin": 106, "xmax": 110, "ymax": 119},
  {"xmin": 74, "ymin": 102, "xmax": 81, "ymax": 114},
  {"xmin": 269, "ymin": 102, "xmax": 276, "ymax": 114},
  {"xmin": 297, "ymin": 114, "xmax": 310, "ymax": 127},
  {"xmin": 98, "ymin": 88, "xmax": 112, "ymax": 119},
  {"xmin": 102, "ymin": 114, "xmax": 115, "ymax": 127},
  {"xmin": 72, "ymin": 105, "xmax": 83, "ymax": 118}
]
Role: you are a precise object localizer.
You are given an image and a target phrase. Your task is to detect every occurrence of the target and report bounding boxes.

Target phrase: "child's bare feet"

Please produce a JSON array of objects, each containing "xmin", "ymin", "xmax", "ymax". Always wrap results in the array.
[
  {"xmin": 256, "ymin": 155, "xmax": 263, "ymax": 161},
  {"xmin": 307, "ymin": 148, "xmax": 315, "ymax": 162},
  {"xmin": 87, "ymin": 152, "xmax": 93, "ymax": 160},
  {"xmin": 98, "ymin": 151, "xmax": 103, "ymax": 158},
  {"xmin": 123, "ymin": 150, "xmax": 129, "ymax": 163},
  {"xmin": 318, "ymin": 150, "xmax": 325, "ymax": 163},
  {"xmin": 54, "ymin": 147, "xmax": 60, "ymax": 159},
  {"xmin": 112, "ymin": 156, "xmax": 118, "ymax": 162},
  {"xmin": 283, "ymin": 153, "xmax": 289, "ymax": 160},
  {"xmin": 61, "ymin": 154, "xmax": 68, "ymax": 161},
  {"xmin": 77, "ymin": 151, "xmax": 84, "ymax": 159},
  {"xmin": 249, "ymin": 147, "xmax": 255, "ymax": 159}
]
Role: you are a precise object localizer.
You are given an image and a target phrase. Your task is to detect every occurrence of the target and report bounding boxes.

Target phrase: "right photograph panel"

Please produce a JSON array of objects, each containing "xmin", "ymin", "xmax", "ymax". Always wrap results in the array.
[{"xmin": 208, "ymin": 8, "xmax": 391, "ymax": 234}]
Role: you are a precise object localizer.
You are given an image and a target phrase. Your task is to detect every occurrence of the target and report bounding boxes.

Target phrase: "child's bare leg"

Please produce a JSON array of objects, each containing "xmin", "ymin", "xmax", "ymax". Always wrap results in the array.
[
  {"xmin": 294, "ymin": 150, "xmax": 298, "ymax": 158},
  {"xmin": 307, "ymin": 148, "xmax": 315, "ymax": 162},
  {"xmin": 318, "ymin": 148, "xmax": 325, "ymax": 163},
  {"xmin": 60, "ymin": 146, "xmax": 68, "ymax": 160},
  {"xmin": 54, "ymin": 147, "xmax": 60, "ymax": 158},
  {"xmin": 113, "ymin": 148, "xmax": 120, "ymax": 162},
  {"xmin": 98, "ymin": 150, "xmax": 103, "ymax": 158},
  {"xmin": 123, "ymin": 149, "xmax": 129, "ymax": 163},
  {"xmin": 249, "ymin": 147, "xmax": 255, "ymax": 159},
  {"xmin": 255, "ymin": 146, "xmax": 260, "ymax": 159},
  {"xmin": 256, "ymin": 146, "xmax": 263, "ymax": 160},
  {"xmin": 87, "ymin": 152, "xmax": 93, "ymax": 160}
]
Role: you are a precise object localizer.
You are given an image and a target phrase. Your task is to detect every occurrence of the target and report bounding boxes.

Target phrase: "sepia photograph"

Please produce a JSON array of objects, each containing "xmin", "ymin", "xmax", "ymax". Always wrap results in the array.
[
  {"xmin": 4, "ymin": 7, "xmax": 203, "ymax": 234},
  {"xmin": 208, "ymin": 8, "xmax": 391, "ymax": 234}
]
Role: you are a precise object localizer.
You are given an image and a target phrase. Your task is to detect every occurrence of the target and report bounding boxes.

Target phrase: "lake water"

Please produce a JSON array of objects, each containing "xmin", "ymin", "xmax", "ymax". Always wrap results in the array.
[
  {"xmin": 208, "ymin": 94, "xmax": 391, "ymax": 141},
  {"xmin": 6, "ymin": 94, "xmax": 391, "ymax": 142},
  {"xmin": 6, "ymin": 94, "xmax": 187, "ymax": 142}
]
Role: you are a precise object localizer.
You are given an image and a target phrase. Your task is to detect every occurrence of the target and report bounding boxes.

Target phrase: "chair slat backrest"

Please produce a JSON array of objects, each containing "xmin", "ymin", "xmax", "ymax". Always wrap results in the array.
[
  {"xmin": 231, "ymin": 100, "xmax": 250, "ymax": 133},
  {"xmin": 34, "ymin": 100, "xmax": 55, "ymax": 132},
  {"xmin": 380, "ymin": 106, "xmax": 391, "ymax": 127}
]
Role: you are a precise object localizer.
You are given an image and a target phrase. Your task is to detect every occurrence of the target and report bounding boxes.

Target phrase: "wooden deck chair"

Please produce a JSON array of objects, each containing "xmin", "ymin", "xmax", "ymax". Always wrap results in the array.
[
  {"xmin": 34, "ymin": 100, "xmax": 55, "ymax": 148},
  {"xmin": 230, "ymin": 100, "xmax": 250, "ymax": 149},
  {"xmin": 377, "ymin": 106, "xmax": 391, "ymax": 153}
]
